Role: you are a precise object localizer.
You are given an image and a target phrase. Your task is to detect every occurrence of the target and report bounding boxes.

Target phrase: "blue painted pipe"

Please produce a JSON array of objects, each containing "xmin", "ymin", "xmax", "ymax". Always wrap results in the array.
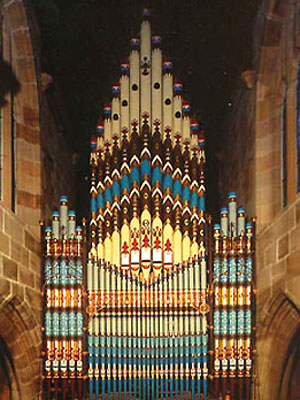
[
  {"xmin": 197, "ymin": 376, "xmax": 201, "ymax": 400},
  {"xmin": 89, "ymin": 378, "xmax": 94, "ymax": 400},
  {"xmin": 101, "ymin": 377, "xmax": 105, "ymax": 400},
  {"xmin": 95, "ymin": 376, "xmax": 99, "ymax": 400}
]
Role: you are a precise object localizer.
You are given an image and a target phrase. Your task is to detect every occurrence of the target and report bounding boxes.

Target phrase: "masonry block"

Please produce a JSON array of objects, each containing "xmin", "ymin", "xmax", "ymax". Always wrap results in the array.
[
  {"xmin": 23, "ymin": 106, "xmax": 39, "ymax": 129},
  {"xmin": 286, "ymin": 249, "xmax": 300, "ymax": 279},
  {"xmin": 7, "ymin": 1, "xmax": 27, "ymax": 30},
  {"xmin": 16, "ymin": 123, "xmax": 39, "ymax": 145},
  {"xmin": 264, "ymin": 243, "xmax": 276, "ymax": 266},
  {"xmin": 10, "ymin": 239, "xmax": 23, "ymax": 263},
  {"xmin": 0, "ymin": 277, "xmax": 11, "ymax": 298},
  {"xmin": 4, "ymin": 212, "xmax": 24, "ymax": 244},
  {"xmin": 271, "ymin": 259, "xmax": 286, "ymax": 277},
  {"xmin": 18, "ymin": 190, "xmax": 41, "ymax": 210},
  {"xmin": 295, "ymin": 200, "xmax": 300, "ymax": 224},
  {"xmin": 0, "ymin": 231, "xmax": 10, "ymax": 254},
  {"xmin": 2, "ymin": 256, "xmax": 18, "ymax": 280},
  {"xmin": 287, "ymin": 276, "xmax": 300, "ymax": 308},
  {"xmin": 24, "ymin": 231, "xmax": 40, "ymax": 255},
  {"xmin": 290, "ymin": 222, "xmax": 300, "ymax": 253},
  {"xmin": 277, "ymin": 233, "xmax": 289, "ymax": 259},
  {"xmin": 257, "ymin": 266, "xmax": 271, "ymax": 290},
  {"xmin": 12, "ymin": 28, "xmax": 32, "ymax": 58},
  {"xmin": 25, "ymin": 287, "xmax": 40, "ymax": 311},
  {"xmin": 18, "ymin": 266, "xmax": 34, "ymax": 287},
  {"xmin": 16, "ymin": 58, "xmax": 36, "ymax": 84}
]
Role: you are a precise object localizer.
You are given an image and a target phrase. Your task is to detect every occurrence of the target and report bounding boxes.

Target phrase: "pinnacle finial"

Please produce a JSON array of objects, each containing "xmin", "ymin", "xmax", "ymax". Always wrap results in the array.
[{"xmin": 142, "ymin": 8, "xmax": 150, "ymax": 19}]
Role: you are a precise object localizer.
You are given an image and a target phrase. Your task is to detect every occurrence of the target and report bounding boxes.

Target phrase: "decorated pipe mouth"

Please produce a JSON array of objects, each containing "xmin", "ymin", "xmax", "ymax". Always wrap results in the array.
[
  {"xmin": 182, "ymin": 103, "xmax": 191, "ymax": 113},
  {"xmin": 52, "ymin": 211, "xmax": 59, "ymax": 217},
  {"xmin": 112, "ymin": 85, "xmax": 120, "ymax": 95},
  {"xmin": 190, "ymin": 122, "xmax": 199, "ymax": 132},
  {"xmin": 130, "ymin": 37, "xmax": 140, "ymax": 48},
  {"xmin": 173, "ymin": 82, "xmax": 183, "ymax": 93},
  {"xmin": 237, "ymin": 207, "xmax": 245, "ymax": 213},
  {"xmin": 152, "ymin": 35, "xmax": 162, "ymax": 46},
  {"xmin": 198, "ymin": 137, "xmax": 205, "ymax": 147},
  {"xmin": 220, "ymin": 207, "xmax": 228, "ymax": 214},
  {"xmin": 68, "ymin": 211, "xmax": 76, "ymax": 217},
  {"xmin": 142, "ymin": 8, "xmax": 150, "ymax": 18},
  {"xmin": 163, "ymin": 61, "xmax": 173, "ymax": 71},
  {"xmin": 103, "ymin": 105, "xmax": 112, "ymax": 116},
  {"xmin": 90, "ymin": 135, "xmax": 97, "ymax": 148},
  {"xmin": 228, "ymin": 191, "xmax": 237, "ymax": 199},
  {"xmin": 96, "ymin": 123, "xmax": 104, "ymax": 135},
  {"xmin": 120, "ymin": 62, "xmax": 130, "ymax": 73},
  {"xmin": 60, "ymin": 195, "xmax": 68, "ymax": 202}
]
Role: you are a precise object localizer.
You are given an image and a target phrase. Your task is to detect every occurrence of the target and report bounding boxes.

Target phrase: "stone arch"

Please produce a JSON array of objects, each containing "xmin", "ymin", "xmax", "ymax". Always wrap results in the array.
[
  {"xmin": 257, "ymin": 290, "xmax": 300, "ymax": 400},
  {"xmin": 0, "ymin": 281, "xmax": 41, "ymax": 399},
  {"xmin": 0, "ymin": 335, "xmax": 19, "ymax": 400},
  {"xmin": 277, "ymin": 325, "xmax": 300, "ymax": 399}
]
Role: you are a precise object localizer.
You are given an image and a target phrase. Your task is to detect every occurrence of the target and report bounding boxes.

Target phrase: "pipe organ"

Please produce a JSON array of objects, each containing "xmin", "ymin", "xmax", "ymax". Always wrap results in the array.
[
  {"xmin": 42, "ymin": 197, "xmax": 86, "ymax": 399},
  {"xmin": 211, "ymin": 197, "xmax": 255, "ymax": 400},
  {"xmin": 42, "ymin": 9, "xmax": 256, "ymax": 400}
]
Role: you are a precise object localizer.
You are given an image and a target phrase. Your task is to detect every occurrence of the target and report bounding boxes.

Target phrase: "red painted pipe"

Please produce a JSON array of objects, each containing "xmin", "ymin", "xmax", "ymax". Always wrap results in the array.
[
  {"xmin": 54, "ymin": 379, "xmax": 59, "ymax": 400},
  {"xmin": 78, "ymin": 378, "xmax": 83, "ymax": 399},
  {"xmin": 230, "ymin": 377, "xmax": 235, "ymax": 400},
  {"xmin": 70, "ymin": 378, "xmax": 76, "ymax": 399},
  {"xmin": 62, "ymin": 379, "xmax": 67, "ymax": 400},
  {"xmin": 238, "ymin": 378, "xmax": 244, "ymax": 400},
  {"xmin": 46, "ymin": 379, "xmax": 51, "ymax": 400},
  {"xmin": 245, "ymin": 377, "xmax": 251, "ymax": 400},
  {"xmin": 222, "ymin": 377, "xmax": 228, "ymax": 399},
  {"xmin": 215, "ymin": 376, "xmax": 220, "ymax": 397}
]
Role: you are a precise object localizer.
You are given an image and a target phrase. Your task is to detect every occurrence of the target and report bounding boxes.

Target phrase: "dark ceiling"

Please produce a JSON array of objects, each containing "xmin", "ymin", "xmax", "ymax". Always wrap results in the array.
[{"xmin": 31, "ymin": 0, "xmax": 261, "ymax": 217}]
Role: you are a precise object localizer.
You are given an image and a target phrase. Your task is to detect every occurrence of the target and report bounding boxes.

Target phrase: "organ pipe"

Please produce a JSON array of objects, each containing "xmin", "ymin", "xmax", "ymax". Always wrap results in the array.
[{"xmin": 42, "ymin": 8, "xmax": 256, "ymax": 400}]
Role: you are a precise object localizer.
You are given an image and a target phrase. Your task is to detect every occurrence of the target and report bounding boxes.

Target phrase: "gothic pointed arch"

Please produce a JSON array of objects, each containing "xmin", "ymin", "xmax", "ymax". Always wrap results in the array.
[
  {"xmin": 257, "ymin": 291, "xmax": 300, "ymax": 400},
  {"xmin": 0, "ymin": 289, "xmax": 41, "ymax": 399}
]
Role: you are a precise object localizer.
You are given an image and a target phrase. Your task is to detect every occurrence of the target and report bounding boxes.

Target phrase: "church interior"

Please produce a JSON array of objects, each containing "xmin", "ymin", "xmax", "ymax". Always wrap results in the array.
[{"xmin": 0, "ymin": 0, "xmax": 300, "ymax": 399}]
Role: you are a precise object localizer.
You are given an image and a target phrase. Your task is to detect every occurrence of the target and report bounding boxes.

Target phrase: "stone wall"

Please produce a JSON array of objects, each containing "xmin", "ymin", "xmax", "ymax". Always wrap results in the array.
[
  {"xmin": 0, "ymin": 205, "xmax": 41, "ymax": 399},
  {"xmin": 0, "ymin": 0, "xmax": 74, "ymax": 398},
  {"xmin": 222, "ymin": 0, "xmax": 300, "ymax": 399},
  {"xmin": 1, "ymin": 0, "xmax": 74, "ymax": 232},
  {"xmin": 256, "ymin": 195, "xmax": 300, "ymax": 399},
  {"xmin": 221, "ymin": 0, "xmax": 300, "ymax": 233},
  {"xmin": 254, "ymin": 0, "xmax": 298, "ymax": 233}
]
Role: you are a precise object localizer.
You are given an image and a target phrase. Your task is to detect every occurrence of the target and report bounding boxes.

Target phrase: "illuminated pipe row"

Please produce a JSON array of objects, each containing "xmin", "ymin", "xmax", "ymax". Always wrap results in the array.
[
  {"xmin": 87, "ymin": 255, "xmax": 209, "ymax": 399},
  {"xmin": 91, "ymin": 111, "xmax": 205, "ymax": 265},
  {"xmin": 212, "ymin": 193, "xmax": 255, "ymax": 400},
  {"xmin": 94, "ymin": 14, "xmax": 196, "ymax": 150},
  {"xmin": 43, "ymin": 196, "xmax": 85, "ymax": 400},
  {"xmin": 89, "ymin": 135, "xmax": 206, "ymax": 274},
  {"xmin": 87, "ymin": 10, "xmax": 208, "ymax": 399}
]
